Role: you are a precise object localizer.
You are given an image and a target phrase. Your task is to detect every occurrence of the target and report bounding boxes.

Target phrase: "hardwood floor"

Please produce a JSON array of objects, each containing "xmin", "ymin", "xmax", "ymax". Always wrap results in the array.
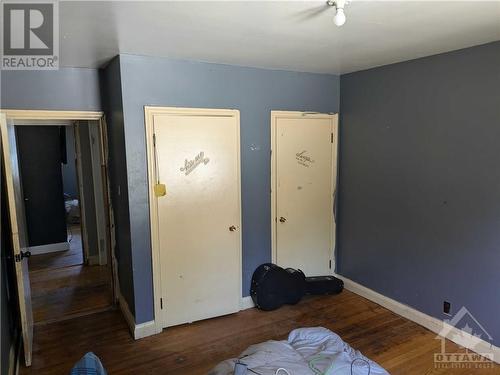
[
  {"xmin": 28, "ymin": 225, "xmax": 84, "ymax": 272},
  {"xmin": 28, "ymin": 225, "xmax": 113, "ymax": 324},
  {"xmin": 20, "ymin": 290, "xmax": 499, "ymax": 375}
]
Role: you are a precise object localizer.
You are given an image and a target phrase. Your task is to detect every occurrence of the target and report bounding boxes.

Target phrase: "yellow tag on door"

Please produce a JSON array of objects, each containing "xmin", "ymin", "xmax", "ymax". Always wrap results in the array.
[{"xmin": 154, "ymin": 183, "xmax": 166, "ymax": 197}]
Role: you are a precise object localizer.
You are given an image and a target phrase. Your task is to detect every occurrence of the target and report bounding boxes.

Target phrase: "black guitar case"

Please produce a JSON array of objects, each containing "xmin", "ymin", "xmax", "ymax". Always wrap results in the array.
[
  {"xmin": 250, "ymin": 263, "xmax": 306, "ymax": 311},
  {"xmin": 305, "ymin": 275, "xmax": 344, "ymax": 295},
  {"xmin": 250, "ymin": 263, "xmax": 344, "ymax": 311}
]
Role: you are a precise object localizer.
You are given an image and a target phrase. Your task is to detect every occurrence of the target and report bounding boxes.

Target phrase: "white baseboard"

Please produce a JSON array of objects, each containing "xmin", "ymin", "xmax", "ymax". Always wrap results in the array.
[
  {"xmin": 240, "ymin": 296, "xmax": 255, "ymax": 310},
  {"xmin": 29, "ymin": 241, "xmax": 69, "ymax": 255},
  {"xmin": 335, "ymin": 274, "xmax": 500, "ymax": 364},
  {"xmin": 135, "ymin": 320, "xmax": 159, "ymax": 340},
  {"xmin": 117, "ymin": 293, "xmax": 159, "ymax": 340}
]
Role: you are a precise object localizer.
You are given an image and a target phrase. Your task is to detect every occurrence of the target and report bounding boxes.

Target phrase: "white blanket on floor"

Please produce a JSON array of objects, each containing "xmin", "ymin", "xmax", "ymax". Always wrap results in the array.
[{"xmin": 209, "ymin": 327, "xmax": 389, "ymax": 375}]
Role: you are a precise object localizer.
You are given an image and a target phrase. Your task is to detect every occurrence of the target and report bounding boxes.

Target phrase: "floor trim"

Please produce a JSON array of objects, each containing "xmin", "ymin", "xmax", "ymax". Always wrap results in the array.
[
  {"xmin": 336, "ymin": 274, "xmax": 500, "ymax": 364},
  {"xmin": 240, "ymin": 296, "xmax": 255, "ymax": 310},
  {"xmin": 87, "ymin": 255, "xmax": 100, "ymax": 266},
  {"xmin": 117, "ymin": 293, "xmax": 158, "ymax": 340},
  {"xmin": 29, "ymin": 242, "xmax": 69, "ymax": 255}
]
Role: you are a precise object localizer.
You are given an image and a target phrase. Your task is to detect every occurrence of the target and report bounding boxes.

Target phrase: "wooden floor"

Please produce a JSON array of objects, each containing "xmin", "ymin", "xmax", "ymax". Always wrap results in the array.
[
  {"xmin": 28, "ymin": 226, "xmax": 113, "ymax": 324},
  {"xmin": 20, "ymin": 290, "xmax": 499, "ymax": 375},
  {"xmin": 29, "ymin": 225, "xmax": 84, "ymax": 272}
]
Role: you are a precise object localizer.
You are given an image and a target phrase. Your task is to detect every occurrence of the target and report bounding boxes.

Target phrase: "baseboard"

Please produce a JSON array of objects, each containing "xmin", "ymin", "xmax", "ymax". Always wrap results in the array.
[
  {"xmin": 117, "ymin": 293, "xmax": 159, "ymax": 340},
  {"xmin": 335, "ymin": 274, "xmax": 500, "ymax": 364},
  {"xmin": 87, "ymin": 255, "xmax": 100, "ymax": 266},
  {"xmin": 29, "ymin": 241, "xmax": 69, "ymax": 255},
  {"xmin": 240, "ymin": 296, "xmax": 255, "ymax": 310},
  {"xmin": 134, "ymin": 320, "xmax": 158, "ymax": 340}
]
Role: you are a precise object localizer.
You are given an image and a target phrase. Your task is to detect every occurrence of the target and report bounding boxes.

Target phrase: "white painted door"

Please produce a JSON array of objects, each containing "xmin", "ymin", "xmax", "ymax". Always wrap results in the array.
[
  {"xmin": 272, "ymin": 112, "xmax": 338, "ymax": 276},
  {"xmin": 152, "ymin": 108, "xmax": 241, "ymax": 328},
  {"xmin": 0, "ymin": 115, "xmax": 34, "ymax": 366}
]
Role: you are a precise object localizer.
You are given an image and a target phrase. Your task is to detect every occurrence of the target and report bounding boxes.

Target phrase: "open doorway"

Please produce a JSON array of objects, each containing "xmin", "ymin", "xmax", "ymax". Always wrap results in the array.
[
  {"xmin": 15, "ymin": 122, "xmax": 113, "ymax": 323},
  {"xmin": 1, "ymin": 110, "xmax": 116, "ymax": 366}
]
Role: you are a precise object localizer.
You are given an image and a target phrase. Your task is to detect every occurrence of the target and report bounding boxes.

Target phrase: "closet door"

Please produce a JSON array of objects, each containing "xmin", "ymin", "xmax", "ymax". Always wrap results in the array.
[
  {"xmin": 272, "ymin": 112, "xmax": 338, "ymax": 276},
  {"xmin": 151, "ymin": 108, "xmax": 241, "ymax": 328}
]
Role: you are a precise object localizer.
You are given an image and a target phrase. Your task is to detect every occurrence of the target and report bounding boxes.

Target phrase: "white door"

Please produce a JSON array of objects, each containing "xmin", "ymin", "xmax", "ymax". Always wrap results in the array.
[
  {"xmin": 150, "ymin": 107, "xmax": 241, "ymax": 328},
  {"xmin": 1, "ymin": 115, "xmax": 34, "ymax": 366},
  {"xmin": 272, "ymin": 112, "xmax": 338, "ymax": 276}
]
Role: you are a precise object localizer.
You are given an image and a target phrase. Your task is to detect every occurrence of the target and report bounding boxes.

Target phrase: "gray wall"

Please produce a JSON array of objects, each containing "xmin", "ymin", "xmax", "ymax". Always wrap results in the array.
[
  {"xmin": 62, "ymin": 126, "xmax": 78, "ymax": 198},
  {"xmin": 338, "ymin": 41, "xmax": 500, "ymax": 346},
  {"xmin": 105, "ymin": 54, "xmax": 340, "ymax": 323},
  {"xmin": 1, "ymin": 68, "xmax": 101, "ymax": 110}
]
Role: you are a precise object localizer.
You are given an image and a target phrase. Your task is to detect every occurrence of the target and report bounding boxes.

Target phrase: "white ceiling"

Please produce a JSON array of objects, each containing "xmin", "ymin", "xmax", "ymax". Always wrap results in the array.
[{"xmin": 60, "ymin": 1, "xmax": 500, "ymax": 74}]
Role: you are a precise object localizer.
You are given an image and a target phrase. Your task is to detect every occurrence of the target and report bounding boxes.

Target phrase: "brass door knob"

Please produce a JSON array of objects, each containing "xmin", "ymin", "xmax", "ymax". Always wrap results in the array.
[
  {"xmin": 229, "ymin": 225, "xmax": 237, "ymax": 232},
  {"xmin": 279, "ymin": 217, "xmax": 286, "ymax": 223}
]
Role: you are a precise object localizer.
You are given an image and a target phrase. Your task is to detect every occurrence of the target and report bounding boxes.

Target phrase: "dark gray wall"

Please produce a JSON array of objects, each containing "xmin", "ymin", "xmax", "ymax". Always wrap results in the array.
[
  {"xmin": 113, "ymin": 54, "xmax": 340, "ymax": 323},
  {"xmin": 338, "ymin": 41, "xmax": 500, "ymax": 346},
  {"xmin": 62, "ymin": 126, "xmax": 78, "ymax": 198},
  {"xmin": 17, "ymin": 126, "xmax": 67, "ymax": 247},
  {"xmin": 1, "ymin": 68, "xmax": 101, "ymax": 110},
  {"xmin": 100, "ymin": 58, "xmax": 135, "ymax": 314}
]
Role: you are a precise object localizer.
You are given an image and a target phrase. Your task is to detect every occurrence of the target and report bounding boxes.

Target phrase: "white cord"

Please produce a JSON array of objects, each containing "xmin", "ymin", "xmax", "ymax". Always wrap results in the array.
[{"xmin": 275, "ymin": 368, "xmax": 291, "ymax": 375}]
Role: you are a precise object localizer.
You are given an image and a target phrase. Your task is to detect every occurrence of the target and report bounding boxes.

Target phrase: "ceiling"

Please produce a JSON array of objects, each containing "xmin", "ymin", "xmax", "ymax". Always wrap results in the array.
[{"xmin": 60, "ymin": 1, "xmax": 500, "ymax": 74}]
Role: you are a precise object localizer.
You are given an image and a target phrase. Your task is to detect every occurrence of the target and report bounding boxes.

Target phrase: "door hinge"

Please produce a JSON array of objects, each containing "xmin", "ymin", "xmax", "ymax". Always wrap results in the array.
[
  {"xmin": 15, "ymin": 251, "xmax": 31, "ymax": 263},
  {"xmin": 153, "ymin": 133, "xmax": 156, "ymax": 147},
  {"xmin": 329, "ymin": 260, "xmax": 332, "ymax": 269},
  {"xmin": 331, "ymin": 133, "xmax": 334, "ymax": 143},
  {"xmin": 160, "ymin": 298, "xmax": 163, "ymax": 309}
]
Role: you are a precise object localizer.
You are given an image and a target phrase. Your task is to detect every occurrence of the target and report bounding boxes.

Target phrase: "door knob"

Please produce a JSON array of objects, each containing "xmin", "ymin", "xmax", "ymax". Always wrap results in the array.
[
  {"xmin": 229, "ymin": 225, "xmax": 237, "ymax": 232},
  {"xmin": 279, "ymin": 217, "xmax": 287, "ymax": 223}
]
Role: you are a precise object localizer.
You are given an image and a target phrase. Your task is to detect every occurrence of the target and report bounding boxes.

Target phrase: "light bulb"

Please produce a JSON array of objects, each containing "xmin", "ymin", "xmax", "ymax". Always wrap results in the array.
[{"xmin": 334, "ymin": 8, "xmax": 346, "ymax": 26}]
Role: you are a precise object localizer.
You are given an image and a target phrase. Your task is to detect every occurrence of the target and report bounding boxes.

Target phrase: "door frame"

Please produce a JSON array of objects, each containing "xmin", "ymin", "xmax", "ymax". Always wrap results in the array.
[
  {"xmin": 270, "ymin": 110, "xmax": 339, "ymax": 273},
  {"xmin": 1, "ymin": 109, "xmax": 117, "ymax": 276},
  {"xmin": 0, "ymin": 109, "xmax": 118, "ymax": 365},
  {"xmin": 144, "ymin": 106, "xmax": 242, "ymax": 332}
]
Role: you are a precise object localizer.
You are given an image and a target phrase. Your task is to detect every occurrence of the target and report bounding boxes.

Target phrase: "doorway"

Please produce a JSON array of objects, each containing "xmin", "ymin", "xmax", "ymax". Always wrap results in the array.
[
  {"xmin": 271, "ymin": 111, "xmax": 338, "ymax": 276},
  {"xmin": 16, "ymin": 122, "xmax": 112, "ymax": 324},
  {"xmin": 0, "ymin": 110, "xmax": 116, "ymax": 367}
]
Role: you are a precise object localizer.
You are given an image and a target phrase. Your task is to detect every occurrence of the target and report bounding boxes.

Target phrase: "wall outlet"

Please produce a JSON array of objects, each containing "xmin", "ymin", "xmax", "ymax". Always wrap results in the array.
[{"xmin": 443, "ymin": 301, "xmax": 452, "ymax": 315}]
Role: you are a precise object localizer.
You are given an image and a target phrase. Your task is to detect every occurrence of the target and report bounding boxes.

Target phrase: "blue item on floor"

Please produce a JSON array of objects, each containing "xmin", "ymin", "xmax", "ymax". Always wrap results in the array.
[{"xmin": 70, "ymin": 352, "xmax": 107, "ymax": 375}]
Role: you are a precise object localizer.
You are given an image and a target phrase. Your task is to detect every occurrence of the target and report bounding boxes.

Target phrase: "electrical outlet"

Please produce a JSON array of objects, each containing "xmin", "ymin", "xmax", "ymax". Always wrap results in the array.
[{"xmin": 443, "ymin": 301, "xmax": 452, "ymax": 315}]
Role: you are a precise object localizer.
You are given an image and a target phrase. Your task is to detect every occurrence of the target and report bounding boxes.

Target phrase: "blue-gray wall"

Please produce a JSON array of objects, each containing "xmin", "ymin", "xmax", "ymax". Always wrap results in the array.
[
  {"xmin": 338, "ymin": 41, "xmax": 500, "ymax": 346},
  {"xmin": 1, "ymin": 68, "xmax": 101, "ymax": 110},
  {"xmin": 104, "ymin": 54, "xmax": 340, "ymax": 323}
]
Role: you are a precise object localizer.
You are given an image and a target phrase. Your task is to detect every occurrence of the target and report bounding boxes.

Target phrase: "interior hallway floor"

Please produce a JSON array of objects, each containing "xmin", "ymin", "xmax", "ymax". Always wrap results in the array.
[
  {"xmin": 19, "ymin": 290, "xmax": 499, "ymax": 375},
  {"xmin": 28, "ymin": 225, "xmax": 113, "ymax": 324}
]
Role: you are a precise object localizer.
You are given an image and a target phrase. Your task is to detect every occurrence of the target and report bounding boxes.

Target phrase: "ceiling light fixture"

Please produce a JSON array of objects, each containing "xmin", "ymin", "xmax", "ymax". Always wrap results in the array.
[{"xmin": 327, "ymin": 0, "xmax": 349, "ymax": 27}]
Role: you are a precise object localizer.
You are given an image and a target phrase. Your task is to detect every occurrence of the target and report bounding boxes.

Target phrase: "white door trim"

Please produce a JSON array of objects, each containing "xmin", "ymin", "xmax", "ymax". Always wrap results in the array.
[
  {"xmin": 144, "ymin": 106, "xmax": 242, "ymax": 333},
  {"xmin": 270, "ymin": 111, "xmax": 339, "ymax": 272}
]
